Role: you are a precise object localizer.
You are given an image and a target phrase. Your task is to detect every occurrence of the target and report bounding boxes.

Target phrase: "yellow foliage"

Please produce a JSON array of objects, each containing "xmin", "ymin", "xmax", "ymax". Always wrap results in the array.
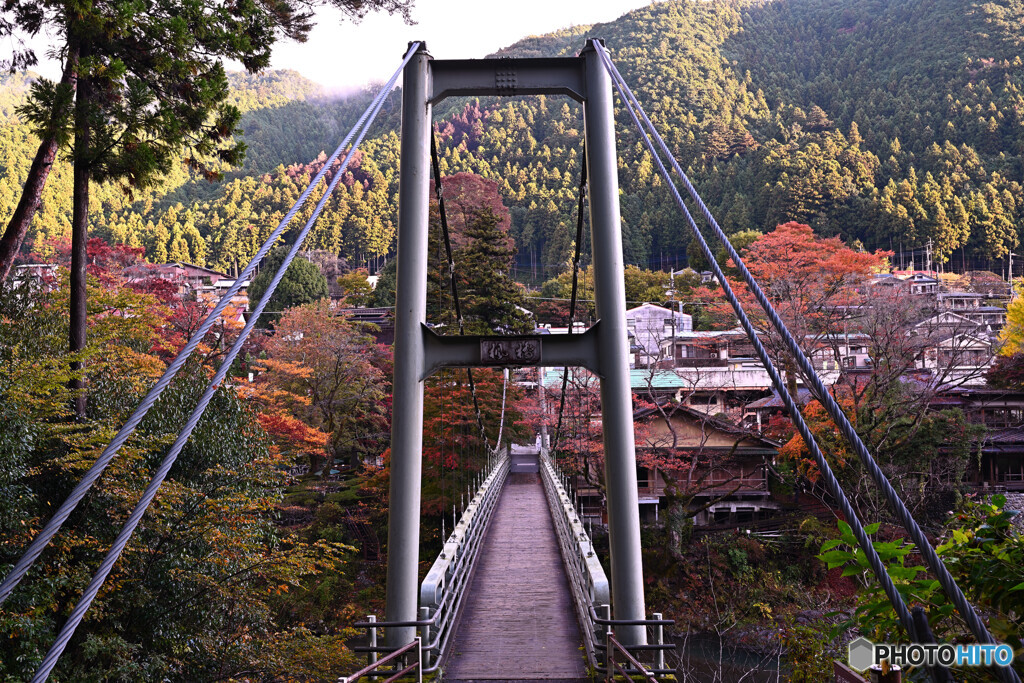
[{"xmin": 998, "ymin": 285, "xmax": 1024, "ymax": 356}]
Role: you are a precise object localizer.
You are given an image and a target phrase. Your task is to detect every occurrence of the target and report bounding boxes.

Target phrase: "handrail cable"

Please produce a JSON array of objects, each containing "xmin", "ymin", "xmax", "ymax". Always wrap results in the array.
[
  {"xmin": 552, "ymin": 145, "xmax": 588, "ymax": 454},
  {"xmin": 429, "ymin": 132, "xmax": 490, "ymax": 451},
  {"xmin": 493, "ymin": 369, "xmax": 509, "ymax": 451},
  {"xmin": 28, "ymin": 44, "xmax": 421, "ymax": 682},
  {"xmin": 597, "ymin": 44, "xmax": 1012, "ymax": 683},
  {"xmin": 0, "ymin": 42, "xmax": 420, "ymax": 610}
]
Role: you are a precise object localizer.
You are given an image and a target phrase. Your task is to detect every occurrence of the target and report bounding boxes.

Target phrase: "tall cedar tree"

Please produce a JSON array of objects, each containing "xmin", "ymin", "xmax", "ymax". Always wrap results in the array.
[
  {"xmin": 455, "ymin": 208, "xmax": 534, "ymax": 335},
  {"xmin": 0, "ymin": 0, "xmax": 411, "ymax": 415}
]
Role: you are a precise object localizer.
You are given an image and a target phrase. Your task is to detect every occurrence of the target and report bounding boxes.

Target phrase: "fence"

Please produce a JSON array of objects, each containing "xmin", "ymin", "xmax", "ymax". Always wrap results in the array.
[
  {"xmin": 347, "ymin": 449, "xmax": 510, "ymax": 674},
  {"xmin": 539, "ymin": 449, "xmax": 674, "ymax": 677}
]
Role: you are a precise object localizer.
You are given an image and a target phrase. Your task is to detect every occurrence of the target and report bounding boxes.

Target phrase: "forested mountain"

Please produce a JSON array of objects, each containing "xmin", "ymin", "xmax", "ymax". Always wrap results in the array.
[{"xmin": 2, "ymin": 0, "xmax": 1023, "ymax": 281}]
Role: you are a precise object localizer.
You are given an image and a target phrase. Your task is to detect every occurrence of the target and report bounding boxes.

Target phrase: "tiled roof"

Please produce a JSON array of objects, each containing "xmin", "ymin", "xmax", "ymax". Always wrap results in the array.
[
  {"xmin": 745, "ymin": 388, "xmax": 812, "ymax": 409},
  {"xmin": 984, "ymin": 426, "xmax": 1024, "ymax": 445}
]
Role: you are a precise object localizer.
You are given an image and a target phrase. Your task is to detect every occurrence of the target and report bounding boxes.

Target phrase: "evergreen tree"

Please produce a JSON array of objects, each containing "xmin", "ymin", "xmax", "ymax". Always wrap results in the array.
[
  {"xmin": 456, "ymin": 209, "xmax": 534, "ymax": 335},
  {"xmin": 248, "ymin": 247, "xmax": 329, "ymax": 327}
]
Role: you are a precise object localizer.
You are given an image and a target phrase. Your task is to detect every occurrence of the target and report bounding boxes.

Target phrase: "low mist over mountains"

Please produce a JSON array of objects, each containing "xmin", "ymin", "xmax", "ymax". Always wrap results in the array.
[{"xmin": 2, "ymin": 0, "xmax": 1023, "ymax": 279}]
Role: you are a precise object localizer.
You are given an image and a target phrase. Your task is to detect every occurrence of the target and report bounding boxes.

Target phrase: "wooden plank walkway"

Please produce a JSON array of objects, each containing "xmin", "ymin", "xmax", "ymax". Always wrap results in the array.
[{"xmin": 443, "ymin": 469, "xmax": 589, "ymax": 681}]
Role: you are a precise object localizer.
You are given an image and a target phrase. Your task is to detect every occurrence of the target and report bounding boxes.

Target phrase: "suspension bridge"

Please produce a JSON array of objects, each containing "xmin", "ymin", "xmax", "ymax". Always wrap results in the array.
[{"xmin": 0, "ymin": 39, "xmax": 1018, "ymax": 683}]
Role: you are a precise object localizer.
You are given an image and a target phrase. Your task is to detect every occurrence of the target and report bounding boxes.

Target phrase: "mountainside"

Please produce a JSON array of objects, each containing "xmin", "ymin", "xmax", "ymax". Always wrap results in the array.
[{"xmin": 1, "ymin": 0, "xmax": 1023, "ymax": 280}]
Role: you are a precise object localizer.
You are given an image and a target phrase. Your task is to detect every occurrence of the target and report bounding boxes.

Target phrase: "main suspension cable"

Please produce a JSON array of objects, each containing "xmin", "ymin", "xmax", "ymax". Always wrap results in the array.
[
  {"xmin": 429, "ymin": 132, "xmax": 490, "ymax": 452},
  {"xmin": 28, "ymin": 44, "xmax": 421, "ymax": 683},
  {"xmin": 552, "ymin": 145, "xmax": 588, "ymax": 453}
]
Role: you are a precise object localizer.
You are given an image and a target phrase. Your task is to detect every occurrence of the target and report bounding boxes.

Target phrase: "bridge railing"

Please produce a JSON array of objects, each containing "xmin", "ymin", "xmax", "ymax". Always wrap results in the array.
[
  {"xmin": 538, "ymin": 448, "xmax": 609, "ymax": 668},
  {"xmin": 539, "ymin": 449, "xmax": 675, "ymax": 678},
  {"xmin": 349, "ymin": 448, "xmax": 509, "ymax": 674}
]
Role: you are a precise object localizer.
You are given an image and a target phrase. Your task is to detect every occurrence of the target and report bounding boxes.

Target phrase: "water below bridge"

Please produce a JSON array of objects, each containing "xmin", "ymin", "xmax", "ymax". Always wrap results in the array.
[{"xmin": 443, "ymin": 449, "xmax": 589, "ymax": 681}]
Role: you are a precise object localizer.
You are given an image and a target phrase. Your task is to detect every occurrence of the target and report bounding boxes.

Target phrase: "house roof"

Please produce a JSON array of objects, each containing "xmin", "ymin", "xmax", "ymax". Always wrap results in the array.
[
  {"xmin": 164, "ymin": 262, "xmax": 230, "ymax": 278},
  {"xmin": 983, "ymin": 426, "xmax": 1024, "ymax": 446},
  {"xmin": 914, "ymin": 312, "xmax": 980, "ymax": 329},
  {"xmin": 626, "ymin": 302, "xmax": 674, "ymax": 315},
  {"xmin": 670, "ymin": 328, "xmax": 748, "ymax": 340},
  {"xmin": 541, "ymin": 367, "xmax": 703, "ymax": 393},
  {"xmin": 630, "ymin": 369, "xmax": 688, "ymax": 391},
  {"xmin": 635, "ymin": 401, "xmax": 781, "ymax": 449},
  {"xmin": 745, "ymin": 388, "xmax": 813, "ymax": 409}
]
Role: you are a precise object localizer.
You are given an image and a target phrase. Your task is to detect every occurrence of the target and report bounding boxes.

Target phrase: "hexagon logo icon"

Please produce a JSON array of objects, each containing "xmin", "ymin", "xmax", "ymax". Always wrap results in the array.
[{"xmin": 848, "ymin": 636, "xmax": 875, "ymax": 672}]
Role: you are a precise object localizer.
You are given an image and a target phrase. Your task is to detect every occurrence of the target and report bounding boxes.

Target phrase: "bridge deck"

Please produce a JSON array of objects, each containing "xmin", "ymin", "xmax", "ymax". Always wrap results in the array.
[{"xmin": 443, "ymin": 466, "xmax": 588, "ymax": 681}]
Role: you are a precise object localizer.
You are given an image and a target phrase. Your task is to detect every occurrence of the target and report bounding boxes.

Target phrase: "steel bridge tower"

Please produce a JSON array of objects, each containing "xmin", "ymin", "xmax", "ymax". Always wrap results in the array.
[{"xmin": 386, "ymin": 40, "xmax": 648, "ymax": 647}]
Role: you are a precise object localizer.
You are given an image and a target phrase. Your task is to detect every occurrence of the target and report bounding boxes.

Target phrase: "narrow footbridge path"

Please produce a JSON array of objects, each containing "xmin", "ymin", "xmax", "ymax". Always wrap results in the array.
[{"xmin": 444, "ymin": 451, "xmax": 588, "ymax": 681}]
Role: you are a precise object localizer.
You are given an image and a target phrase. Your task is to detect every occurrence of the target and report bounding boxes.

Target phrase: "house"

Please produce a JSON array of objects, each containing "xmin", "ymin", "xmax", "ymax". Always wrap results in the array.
[
  {"xmin": 806, "ymin": 333, "xmax": 874, "ymax": 371},
  {"xmin": 123, "ymin": 262, "xmax": 231, "ymax": 300},
  {"xmin": 971, "ymin": 427, "xmax": 1024, "ymax": 491},
  {"xmin": 742, "ymin": 388, "xmax": 813, "ymax": 432},
  {"xmin": 196, "ymin": 278, "xmax": 251, "ymax": 311},
  {"xmin": 11, "ymin": 263, "xmax": 58, "ymax": 291},
  {"xmin": 915, "ymin": 331, "xmax": 993, "ymax": 383},
  {"xmin": 337, "ymin": 306, "xmax": 395, "ymax": 344},
  {"xmin": 938, "ymin": 291, "xmax": 986, "ymax": 312},
  {"xmin": 631, "ymin": 404, "xmax": 781, "ymax": 526},
  {"xmin": 625, "ymin": 303, "xmax": 692, "ymax": 367},
  {"xmin": 895, "ymin": 271, "xmax": 940, "ymax": 295},
  {"xmin": 660, "ymin": 328, "xmax": 752, "ymax": 367}
]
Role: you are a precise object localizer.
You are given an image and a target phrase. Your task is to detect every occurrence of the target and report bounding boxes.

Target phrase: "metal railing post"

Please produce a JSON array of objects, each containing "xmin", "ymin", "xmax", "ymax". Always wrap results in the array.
[
  {"xmin": 601, "ymin": 603, "xmax": 613, "ymax": 674},
  {"xmin": 652, "ymin": 612, "xmax": 664, "ymax": 671},
  {"xmin": 418, "ymin": 606, "xmax": 432, "ymax": 669},
  {"xmin": 367, "ymin": 615, "xmax": 377, "ymax": 667},
  {"xmin": 416, "ymin": 636, "xmax": 423, "ymax": 683}
]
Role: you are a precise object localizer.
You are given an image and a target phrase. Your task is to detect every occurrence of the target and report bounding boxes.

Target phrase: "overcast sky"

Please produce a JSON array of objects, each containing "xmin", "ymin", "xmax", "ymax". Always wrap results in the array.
[
  {"xmin": 272, "ymin": 0, "xmax": 657, "ymax": 91},
  {"xmin": 17, "ymin": 0, "xmax": 658, "ymax": 92}
]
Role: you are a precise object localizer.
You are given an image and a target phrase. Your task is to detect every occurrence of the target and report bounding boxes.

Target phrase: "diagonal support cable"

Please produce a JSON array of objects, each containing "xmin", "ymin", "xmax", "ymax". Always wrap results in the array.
[
  {"xmin": 597, "ymin": 44, "xmax": 1015, "ymax": 683},
  {"xmin": 552, "ymin": 145, "xmax": 587, "ymax": 454},
  {"xmin": 430, "ymin": 132, "xmax": 490, "ymax": 452},
  {"xmin": 27, "ymin": 44, "xmax": 421, "ymax": 683}
]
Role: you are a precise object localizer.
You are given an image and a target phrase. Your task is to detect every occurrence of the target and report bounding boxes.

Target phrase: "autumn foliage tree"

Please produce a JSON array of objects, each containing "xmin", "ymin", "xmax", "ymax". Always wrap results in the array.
[
  {"xmin": 0, "ymin": 260, "xmax": 358, "ymax": 679},
  {"xmin": 725, "ymin": 221, "xmax": 888, "ymax": 395},
  {"xmin": 257, "ymin": 299, "xmax": 390, "ymax": 471},
  {"xmin": 421, "ymin": 369, "xmax": 527, "ymax": 517}
]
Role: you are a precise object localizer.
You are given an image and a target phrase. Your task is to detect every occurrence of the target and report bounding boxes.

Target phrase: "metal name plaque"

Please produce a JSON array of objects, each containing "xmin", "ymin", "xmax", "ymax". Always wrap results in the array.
[{"xmin": 479, "ymin": 338, "xmax": 541, "ymax": 365}]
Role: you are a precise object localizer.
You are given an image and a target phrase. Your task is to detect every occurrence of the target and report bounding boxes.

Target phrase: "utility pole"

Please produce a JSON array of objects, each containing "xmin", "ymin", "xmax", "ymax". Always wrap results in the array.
[
  {"xmin": 1010, "ymin": 252, "xmax": 1018, "ymax": 299},
  {"xmin": 926, "ymin": 237, "xmax": 933, "ymax": 276}
]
